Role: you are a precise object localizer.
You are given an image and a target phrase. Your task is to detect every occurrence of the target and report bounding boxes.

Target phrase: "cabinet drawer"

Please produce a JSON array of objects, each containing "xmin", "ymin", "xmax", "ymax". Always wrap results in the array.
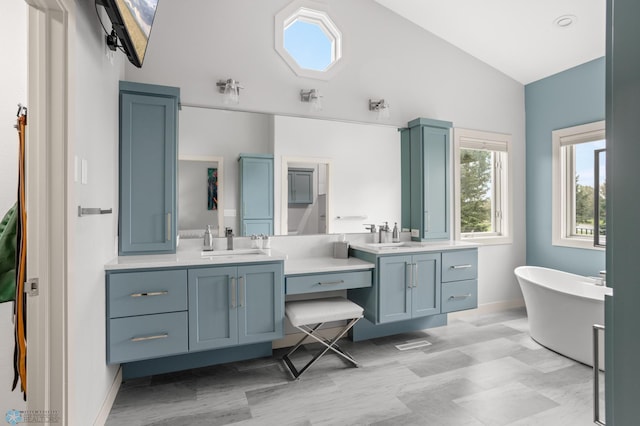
[
  {"xmin": 108, "ymin": 270, "xmax": 187, "ymax": 318},
  {"xmin": 108, "ymin": 311, "xmax": 188, "ymax": 364},
  {"xmin": 286, "ymin": 270, "xmax": 372, "ymax": 295},
  {"xmin": 441, "ymin": 250, "xmax": 478, "ymax": 282},
  {"xmin": 441, "ymin": 280, "xmax": 477, "ymax": 313}
]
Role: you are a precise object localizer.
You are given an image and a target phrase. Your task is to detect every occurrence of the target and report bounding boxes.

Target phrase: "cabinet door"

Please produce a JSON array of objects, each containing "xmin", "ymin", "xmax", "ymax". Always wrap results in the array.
[
  {"xmin": 240, "ymin": 156, "xmax": 273, "ymax": 220},
  {"xmin": 378, "ymin": 255, "xmax": 413, "ymax": 323},
  {"xmin": 237, "ymin": 263, "xmax": 284, "ymax": 344},
  {"xmin": 290, "ymin": 170, "xmax": 313, "ymax": 204},
  {"xmin": 120, "ymin": 91, "xmax": 177, "ymax": 254},
  {"xmin": 411, "ymin": 253, "xmax": 441, "ymax": 317},
  {"xmin": 188, "ymin": 267, "xmax": 238, "ymax": 351},
  {"xmin": 421, "ymin": 126, "xmax": 449, "ymax": 240},
  {"xmin": 242, "ymin": 219, "xmax": 273, "ymax": 236}
]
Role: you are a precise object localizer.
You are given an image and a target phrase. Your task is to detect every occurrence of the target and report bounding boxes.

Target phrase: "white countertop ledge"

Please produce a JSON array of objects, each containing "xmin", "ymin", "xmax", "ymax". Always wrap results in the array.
[
  {"xmin": 349, "ymin": 240, "xmax": 478, "ymax": 255},
  {"xmin": 285, "ymin": 257, "xmax": 375, "ymax": 276},
  {"xmin": 105, "ymin": 249, "xmax": 288, "ymax": 271}
]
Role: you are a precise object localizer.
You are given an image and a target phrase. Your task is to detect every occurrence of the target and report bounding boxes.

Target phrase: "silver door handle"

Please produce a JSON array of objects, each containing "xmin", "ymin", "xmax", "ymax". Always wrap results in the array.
[
  {"xmin": 406, "ymin": 262, "xmax": 413, "ymax": 288},
  {"xmin": 130, "ymin": 333, "xmax": 168, "ymax": 342},
  {"xmin": 318, "ymin": 280, "xmax": 345, "ymax": 286},
  {"xmin": 450, "ymin": 264, "xmax": 472, "ymax": 269},
  {"xmin": 130, "ymin": 290, "xmax": 169, "ymax": 298},
  {"xmin": 167, "ymin": 212, "xmax": 172, "ymax": 241},
  {"xmin": 448, "ymin": 294, "xmax": 472, "ymax": 301},
  {"xmin": 230, "ymin": 277, "xmax": 237, "ymax": 308},
  {"xmin": 412, "ymin": 263, "xmax": 418, "ymax": 288},
  {"xmin": 593, "ymin": 324, "xmax": 605, "ymax": 425},
  {"xmin": 239, "ymin": 276, "xmax": 245, "ymax": 307}
]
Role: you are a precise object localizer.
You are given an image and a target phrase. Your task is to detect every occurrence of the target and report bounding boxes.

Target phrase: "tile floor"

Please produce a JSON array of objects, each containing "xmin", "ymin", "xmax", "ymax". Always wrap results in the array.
[{"xmin": 106, "ymin": 307, "xmax": 604, "ymax": 425}]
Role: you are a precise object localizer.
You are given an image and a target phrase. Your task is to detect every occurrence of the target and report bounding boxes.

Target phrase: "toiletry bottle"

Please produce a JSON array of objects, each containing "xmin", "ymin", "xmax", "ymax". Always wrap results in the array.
[
  {"xmin": 392, "ymin": 222, "xmax": 399, "ymax": 243},
  {"xmin": 203, "ymin": 225, "xmax": 213, "ymax": 251}
]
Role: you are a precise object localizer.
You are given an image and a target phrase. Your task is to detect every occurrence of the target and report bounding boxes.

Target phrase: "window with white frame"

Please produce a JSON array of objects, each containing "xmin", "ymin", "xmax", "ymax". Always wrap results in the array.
[
  {"xmin": 454, "ymin": 128, "xmax": 512, "ymax": 244},
  {"xmin": 552, "ymin": 121, "xmax": 606, "ymax": 249}
]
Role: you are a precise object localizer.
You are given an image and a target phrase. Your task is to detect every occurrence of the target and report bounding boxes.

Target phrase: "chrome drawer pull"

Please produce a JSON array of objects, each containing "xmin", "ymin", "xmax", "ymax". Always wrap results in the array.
[
  {"xmin": 318, "ymin": 280, "xmax": 345, "ymax": 286},
  {"xmin": 130, "ymin": 333, "xmax": 168, "ymax": 342},
  {"xmin": 130, "ymin": 291, "xmax": 169, "ymax": 298},
  {"xmin": 448, "ymin": 294, "xmax": 472, "ymax": 301},
  {"xmin": 450, "ymin": 264, "xmax": 472, "ymax": 270},
  {"xmin": 239, "ymin": 276, "xmax": 245, "ymax": 307}
]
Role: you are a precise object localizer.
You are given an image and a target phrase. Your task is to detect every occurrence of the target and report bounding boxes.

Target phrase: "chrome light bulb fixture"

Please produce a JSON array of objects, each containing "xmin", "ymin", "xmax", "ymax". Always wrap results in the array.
[
  {"xmin": 216, "ymin": 78, "xmax": 243, "ymax": 105},
  {"xmin": 369, "ymin": 99, "xmax": 390, "ymax": 119},
  {"xmin": 300, "ymin": 88, "xmax": 323, "ymax": 111}
]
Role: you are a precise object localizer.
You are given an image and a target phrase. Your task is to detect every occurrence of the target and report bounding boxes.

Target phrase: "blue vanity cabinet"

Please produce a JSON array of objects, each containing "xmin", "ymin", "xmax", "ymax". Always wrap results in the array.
[
  {"xmin": 401, "ymin": 118, "xmax": 452, "ymax": 241},
  {"xmin": 239, "ymin": 154, "xmax": 274, "ymax": 236},
  {"xmin": 441, "ymin": 249, "xmax": 478, "ymax": 313},
  {"xmin": 106, "ymin": 269, "xmax": 189, "ymax": 364},
  {"xmin": 378, "ymin": 253, "xmax": 441, "ymax": 323},
  {"xmin": 288, "ymin": 168, "xmax": 314, "ymax": 204},
  {"xmin": 188, "ymin": 262, "xmax": 284, "ymax": 351},
  {"xmin": 119, "ymin": 81, "xmax": 180, "ymax": 255}
]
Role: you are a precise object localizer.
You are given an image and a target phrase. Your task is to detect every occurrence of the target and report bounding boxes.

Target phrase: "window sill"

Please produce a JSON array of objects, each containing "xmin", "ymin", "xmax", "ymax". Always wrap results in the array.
[
  {"xmin": 552, "ymin": 237, "xmax": 605, "ymax": 251},
  {"xmin": 458, "ymin": 236, "xmax": 512, "ymax": 246}
]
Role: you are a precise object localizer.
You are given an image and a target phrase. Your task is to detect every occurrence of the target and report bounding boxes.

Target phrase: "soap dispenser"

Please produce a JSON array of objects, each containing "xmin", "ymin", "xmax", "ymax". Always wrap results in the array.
[
  {"xmin": 392, "ymin": 222, "xmax": 400, "ymax": 243},
  {"xmin": 203, "ymin": 225, "xmax": 214, "ymax": 251}
]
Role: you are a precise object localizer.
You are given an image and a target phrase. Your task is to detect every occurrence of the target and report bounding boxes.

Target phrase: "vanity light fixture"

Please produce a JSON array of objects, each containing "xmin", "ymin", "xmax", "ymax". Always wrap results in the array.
[
  {"xmin": 216, "ymin": 78, "xmax": 243, "ymax": 105},
  {"xmin": 300, "ymin": 89, "xmax": 323, "ymax": 111},
  {"xmin": 369, "ymin": 99, "xmax": 390, "ymax": 119}
]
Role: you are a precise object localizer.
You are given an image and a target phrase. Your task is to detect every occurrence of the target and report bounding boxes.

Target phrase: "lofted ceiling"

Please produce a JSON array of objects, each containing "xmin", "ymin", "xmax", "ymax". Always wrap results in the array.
[{"xmin": 374, "ymin": 0, "xmax": 606, "ymax": 85}]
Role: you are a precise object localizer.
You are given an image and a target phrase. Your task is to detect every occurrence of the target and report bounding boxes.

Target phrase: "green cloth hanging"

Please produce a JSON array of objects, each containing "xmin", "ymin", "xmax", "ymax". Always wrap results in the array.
[{"xmin": 0, "ymin": 203, "xmax": 17, "ymax": 303}]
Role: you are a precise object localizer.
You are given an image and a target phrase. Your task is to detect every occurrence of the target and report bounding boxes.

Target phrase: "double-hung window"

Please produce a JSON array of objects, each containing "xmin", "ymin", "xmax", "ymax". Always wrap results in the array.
[
  {"xmin": 453, "ymin": 128, "xmax": 512, "ymax": 244},
  {"xmin": 552, "ymin": 121, "xmax": 606, "ymax": 249}
]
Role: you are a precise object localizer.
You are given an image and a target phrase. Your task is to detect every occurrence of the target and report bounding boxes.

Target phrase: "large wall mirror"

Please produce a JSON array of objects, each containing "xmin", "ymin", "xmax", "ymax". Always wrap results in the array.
[{"xmin": 178, "ymin": 106, "xmax": 401, "ymax": 237}]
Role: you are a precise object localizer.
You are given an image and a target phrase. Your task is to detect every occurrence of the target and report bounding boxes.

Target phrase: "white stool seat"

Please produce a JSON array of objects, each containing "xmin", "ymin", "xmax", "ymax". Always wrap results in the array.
[
  {"xmin": 282, "ymin": 297, "xmax": 364, "ymax": 380},
  {"xmin": 285, "ymin": 297, "xmax": 364, "ymax": 327}
]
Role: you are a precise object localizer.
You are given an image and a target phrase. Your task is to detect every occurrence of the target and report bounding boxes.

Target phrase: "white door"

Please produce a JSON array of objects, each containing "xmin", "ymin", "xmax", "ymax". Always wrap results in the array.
[{"xmin": 25, "ymin": 0, "xmax": 73, "ymax": 423}]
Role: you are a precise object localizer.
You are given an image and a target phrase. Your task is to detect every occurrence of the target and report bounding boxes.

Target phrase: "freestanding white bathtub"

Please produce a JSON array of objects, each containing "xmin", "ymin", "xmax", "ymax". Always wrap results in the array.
[{"xmin": 514, "ymin": 266, "xmax": 612, "ymax": 370}]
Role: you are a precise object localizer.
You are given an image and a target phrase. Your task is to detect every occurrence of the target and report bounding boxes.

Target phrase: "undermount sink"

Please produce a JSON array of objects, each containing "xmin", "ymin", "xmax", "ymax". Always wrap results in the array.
[
  {"xmin": 367, "ymin": 242, "xmax": 407, "ymax": 248},
  {"xmin": 201, "ymin": 248, "xmax": 266, "ymax": 257}
]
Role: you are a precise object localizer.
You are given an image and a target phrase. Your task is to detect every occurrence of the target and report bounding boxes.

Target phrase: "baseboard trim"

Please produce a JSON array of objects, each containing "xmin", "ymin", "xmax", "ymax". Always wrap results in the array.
[
  {"xmin": 94, "ymin": 366, "xmax": 122, "ymax": 426},
  {"xmin": 447, "ymin": 299, "xmax": 525, "ymax": 320}
]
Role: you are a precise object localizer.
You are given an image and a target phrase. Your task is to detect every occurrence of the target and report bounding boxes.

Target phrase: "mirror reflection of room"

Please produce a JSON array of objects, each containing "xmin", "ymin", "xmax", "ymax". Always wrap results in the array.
[
  {"xmin": 178, "ymin": 156, "xmax": 224, "ymax": 238},
  {"xmin": 287, "ymin": 163, "xmax": 328, "ymax": 235}
]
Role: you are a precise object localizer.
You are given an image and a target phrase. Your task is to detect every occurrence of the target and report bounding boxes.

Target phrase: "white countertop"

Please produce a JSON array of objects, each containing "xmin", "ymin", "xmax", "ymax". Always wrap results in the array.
[
  {"xmin": 349, "ymin": 240, "xmax": 478, "ymax": 255},
  {"xmin": 285, "ymin": 257, "xmax": 375, "ymax": 276},
  {"xmin": 105, "ymin": 249, "xmax": 288, "ymax": 271}
]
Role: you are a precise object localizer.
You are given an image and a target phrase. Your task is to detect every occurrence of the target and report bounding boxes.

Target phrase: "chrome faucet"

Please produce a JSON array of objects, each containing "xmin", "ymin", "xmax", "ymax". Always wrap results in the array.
[
  {"xmin": 225, "ymin": 227, "xmax": 234, "ymax": 250},
  {"xmin": 379, "ymin": 222, "xmax": 390, "ymax": 243},
  {"xmin": 364, "ymin": 224, "xmax": 377, "ymax": 233}
]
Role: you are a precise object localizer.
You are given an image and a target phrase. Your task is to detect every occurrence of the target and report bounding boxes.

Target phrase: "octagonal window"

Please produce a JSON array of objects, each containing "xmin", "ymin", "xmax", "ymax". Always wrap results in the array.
[
  {"xmin": 284, "ymin": 19, "xmax": 333, "ymax": 71},
  {"xmin": 275, "ymin": 4, "xmax": 343, "ymax": 80}
]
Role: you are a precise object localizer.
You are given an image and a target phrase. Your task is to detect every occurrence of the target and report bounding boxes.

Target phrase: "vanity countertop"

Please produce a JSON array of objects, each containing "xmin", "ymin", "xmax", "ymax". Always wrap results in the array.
[
  {"xmin": 349, "ymin": 240, "xmax": 478, "ymax": 255},
  {"xmin": 105, "ymin": 249, "xmax": 288, "ymax": 271},
  {"xmin": 285, "ymin": 257, "xmax": 375, "ymax": 276}
]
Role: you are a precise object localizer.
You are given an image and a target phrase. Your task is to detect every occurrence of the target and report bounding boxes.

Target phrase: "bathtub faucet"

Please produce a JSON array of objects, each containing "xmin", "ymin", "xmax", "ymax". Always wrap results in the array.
[{"xmin": 587, "ymin": 275, "xmax": 605, "ymax": 286}]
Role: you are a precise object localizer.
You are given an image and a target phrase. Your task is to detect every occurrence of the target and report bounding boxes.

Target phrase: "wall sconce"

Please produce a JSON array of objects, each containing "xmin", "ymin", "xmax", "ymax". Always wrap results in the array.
[
  {"xmin": 216, "ymin": 78, "xmax": 243, "ymax": 104},
  {"xmin": 369, "ymin": 99, "xmax": 390, "ymax": 119},
  {"xmin": 300, "ymin": 89, "xmax": 323, "ymax": 111}
]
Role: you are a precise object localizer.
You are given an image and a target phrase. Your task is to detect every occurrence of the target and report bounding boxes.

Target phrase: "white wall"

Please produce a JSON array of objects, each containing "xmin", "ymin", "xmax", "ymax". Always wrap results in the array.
[
  {"xmin": 0, "ymin": 0, "xmax": 27, "ymax": 416},
  {"xmin": 125, "ymin": 0, "xmax": 526, "ymax": 307},
  {"xmin": 71, "ymin": 2, "xmax": 124, "ymax": 424}
]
